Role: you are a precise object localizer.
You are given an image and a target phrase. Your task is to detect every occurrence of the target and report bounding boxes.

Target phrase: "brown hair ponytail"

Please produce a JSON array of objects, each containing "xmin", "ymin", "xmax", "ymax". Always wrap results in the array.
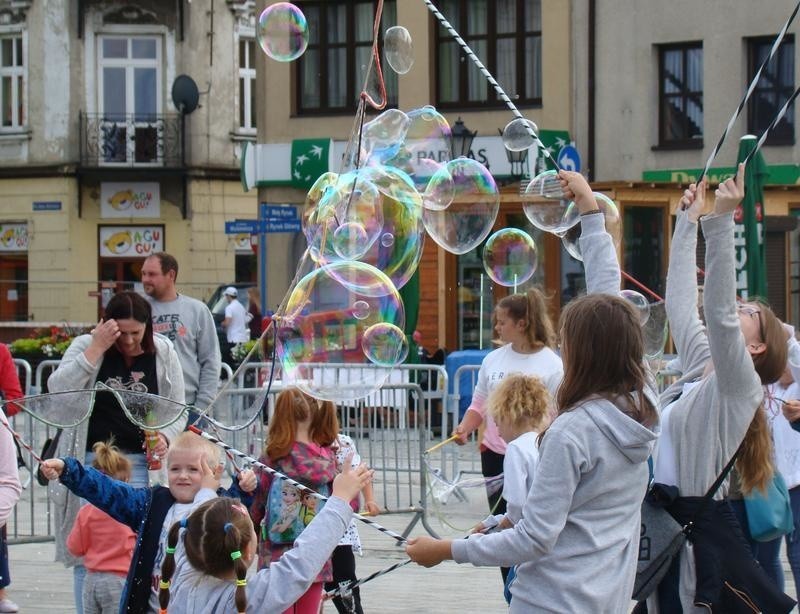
[{"xmin": 495, "ymin": 288, "xmax": 556, "ymax": 350}]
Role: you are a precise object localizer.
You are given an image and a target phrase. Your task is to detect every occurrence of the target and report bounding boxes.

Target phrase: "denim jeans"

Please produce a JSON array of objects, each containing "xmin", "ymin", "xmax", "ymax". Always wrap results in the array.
[{"xmin": 784, "ymin": 485, "xmax": 800, "ymax": 600}]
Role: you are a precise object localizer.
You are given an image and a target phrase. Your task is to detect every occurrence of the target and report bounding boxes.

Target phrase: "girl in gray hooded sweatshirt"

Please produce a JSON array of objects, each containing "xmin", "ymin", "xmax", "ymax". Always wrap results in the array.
[
  {"xmin": 407, "ymin": 170, "xmax": 660, "ymax": 613},
  {"xmin": 156, "ymin": 458, "xmax": 372, "ymax": 614}
]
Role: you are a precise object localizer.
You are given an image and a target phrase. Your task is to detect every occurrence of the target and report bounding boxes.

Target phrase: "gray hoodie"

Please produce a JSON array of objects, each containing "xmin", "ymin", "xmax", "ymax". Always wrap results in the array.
[
  {"xmin": 164, "ymin": 497, "xmax": 352, "ymax": 614},
  {"xmin": 452, "ymin": 212, "xmax": 658, "ymax": 613}
]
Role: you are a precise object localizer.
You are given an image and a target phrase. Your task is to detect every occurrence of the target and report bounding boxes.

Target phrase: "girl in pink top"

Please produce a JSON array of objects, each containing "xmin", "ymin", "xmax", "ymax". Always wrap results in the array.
[
  {"xmin": 67, "ymin": 441, "xmax": 136, "ymax": 614},
  {"xmin": 452, "ymin": 289, "xmax": 563, "ymax": 584}
]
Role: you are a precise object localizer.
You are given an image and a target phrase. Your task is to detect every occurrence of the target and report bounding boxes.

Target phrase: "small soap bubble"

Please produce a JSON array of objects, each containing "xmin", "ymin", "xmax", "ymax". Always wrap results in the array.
[
  {"xmin": 502, "ymin": 118, "xmax": 538, "ymax": 152},
  {"xmin": 257, "ymin": 3, "xmax": 309, "ymax": 62},
  {"xmin": 384, "ymin": 26, "xmax": 414, "ymax": 75},
  {"xmin": 482, "ymin": 229, "xmax": 538, "ymax": 287}
]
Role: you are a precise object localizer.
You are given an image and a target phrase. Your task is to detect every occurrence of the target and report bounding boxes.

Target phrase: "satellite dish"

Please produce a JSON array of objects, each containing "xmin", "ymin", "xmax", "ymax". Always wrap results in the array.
[{"xmin": 171, "ymin": 75, "xmax": 199, "ymax": 114}]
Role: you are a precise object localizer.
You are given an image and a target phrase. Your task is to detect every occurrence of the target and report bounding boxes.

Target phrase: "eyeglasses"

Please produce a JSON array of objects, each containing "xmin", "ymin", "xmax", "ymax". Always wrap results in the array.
[{"xmin": 737, "ymin": 304, "xmax": 765, "ymax": 343}]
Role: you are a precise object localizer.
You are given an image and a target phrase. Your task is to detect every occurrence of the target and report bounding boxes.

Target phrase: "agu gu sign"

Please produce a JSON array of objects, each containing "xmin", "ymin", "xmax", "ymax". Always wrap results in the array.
[
  {"xmin": 100, "ymin": 182, "xmax": 161, "ymax": 218},
  {"xmin": 99, "ymin": 225, "xmax": 164, "ymax": 258}
]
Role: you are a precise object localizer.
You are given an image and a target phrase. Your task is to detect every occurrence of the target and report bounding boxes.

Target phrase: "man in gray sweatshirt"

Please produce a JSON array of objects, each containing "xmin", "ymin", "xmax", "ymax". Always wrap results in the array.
[{"xmin": 141, "ymin": 253, "xmax": 221, "ymax": 413}]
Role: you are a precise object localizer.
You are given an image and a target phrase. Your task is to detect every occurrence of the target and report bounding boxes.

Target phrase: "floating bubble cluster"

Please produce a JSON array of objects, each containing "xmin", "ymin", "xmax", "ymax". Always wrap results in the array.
[
  {"xmin": 257, "ymin": 3, "xmax": 309, "ymax": 62},
  {"xmin": 482, "ymin": 228, "xmax": 538, "ymax": 287}
]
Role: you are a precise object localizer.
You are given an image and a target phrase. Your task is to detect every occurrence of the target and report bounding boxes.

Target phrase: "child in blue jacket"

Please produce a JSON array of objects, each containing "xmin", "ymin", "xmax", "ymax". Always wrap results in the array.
[{"xmin": 40, "ymin": 431, "xmax": 256, "ymax": 614}]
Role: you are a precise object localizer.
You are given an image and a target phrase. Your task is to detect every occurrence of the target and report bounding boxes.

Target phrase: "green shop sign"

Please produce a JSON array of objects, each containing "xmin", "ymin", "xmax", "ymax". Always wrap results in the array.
[{"xmin": 643, "ymin": 164, "xmax": 800, "ymax": 185}]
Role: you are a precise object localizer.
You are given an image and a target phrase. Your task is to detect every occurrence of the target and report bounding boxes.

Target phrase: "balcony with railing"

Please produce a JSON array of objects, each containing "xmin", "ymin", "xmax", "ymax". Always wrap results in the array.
[{"xmin": 79, "ymin": 113, "xmax": 183, "ymax": 168}]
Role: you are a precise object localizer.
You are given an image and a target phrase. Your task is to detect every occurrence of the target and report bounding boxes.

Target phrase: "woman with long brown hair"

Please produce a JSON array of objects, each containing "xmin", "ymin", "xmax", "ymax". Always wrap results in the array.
[
  {"xmin": 651, "ymin": 164, "xmax": 793, "ymax": 612},
  {"xmin": 407, "ymin": 171, "xmax": 658, "ymax": 613}
]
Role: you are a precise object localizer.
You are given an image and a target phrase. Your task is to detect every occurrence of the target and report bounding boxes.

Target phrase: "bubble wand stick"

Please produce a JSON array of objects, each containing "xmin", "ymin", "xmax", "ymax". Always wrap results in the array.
[{"xmin": 187, "ymin": 425, "xmax": 408, "ymax": 543}]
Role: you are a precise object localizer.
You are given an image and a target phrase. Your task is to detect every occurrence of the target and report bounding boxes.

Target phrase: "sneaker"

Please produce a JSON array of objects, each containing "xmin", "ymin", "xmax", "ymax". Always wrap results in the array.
[{"xmin": 0, "ymin": 597, "xmax": 19, "ymax": 612}]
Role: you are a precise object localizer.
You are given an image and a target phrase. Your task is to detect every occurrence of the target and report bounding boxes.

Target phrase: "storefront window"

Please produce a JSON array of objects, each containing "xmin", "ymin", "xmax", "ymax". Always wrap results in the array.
[
  {"xmin": 0, "ymin": 222, "xmax": 28, "ymax": 321},
  {"xmin": 623, "ymin": 205, "xmax": 666, "ymax": 300}
]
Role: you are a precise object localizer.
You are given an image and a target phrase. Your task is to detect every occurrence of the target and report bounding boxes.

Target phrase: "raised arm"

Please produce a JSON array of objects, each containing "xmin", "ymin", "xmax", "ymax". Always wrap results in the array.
[
  {"xmin": 559, "ymin": 170, "xmax": 620, "ymax": 296},
  {"xmin": 701, "ymin": 165, "xmax": 761, "ymax": 401}
]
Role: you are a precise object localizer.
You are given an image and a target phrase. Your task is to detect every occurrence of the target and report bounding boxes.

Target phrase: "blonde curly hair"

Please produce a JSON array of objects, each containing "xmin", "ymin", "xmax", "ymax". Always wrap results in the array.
[{"xmin": 488, "ymin": 373, "xmax": 551, "ymax": 432}]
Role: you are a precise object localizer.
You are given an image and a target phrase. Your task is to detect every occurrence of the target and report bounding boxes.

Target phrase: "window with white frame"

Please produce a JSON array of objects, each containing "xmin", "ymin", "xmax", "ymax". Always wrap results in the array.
[
  {"xmin": 97, "ymin": 35, "xmax": 163, "ymax": 164},
  {"xmin": 0, "ymin": 34, "xmax": 24, "ymax": 129},
  {"xmin": 239, "ymin": 38, "xmax": 257, "ymax": 132}
]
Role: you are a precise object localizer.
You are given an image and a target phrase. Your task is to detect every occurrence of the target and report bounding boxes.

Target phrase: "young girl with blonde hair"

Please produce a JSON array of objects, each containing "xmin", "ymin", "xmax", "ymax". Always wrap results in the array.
[
  {"xmin": 474, "ymin": 373, "xmax": 551, "ymax": 534},
  {"xmin": 66, "ymin": 441, "xmax": 136, "ymax": 614}
]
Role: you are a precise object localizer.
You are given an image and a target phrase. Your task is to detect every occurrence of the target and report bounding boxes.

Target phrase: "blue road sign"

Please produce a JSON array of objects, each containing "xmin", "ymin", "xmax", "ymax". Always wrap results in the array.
[
  {"xmin": 264, "ymin": 219, "xmax": 301, "ymax": 233},
  {"xmin": 33, "ymin": 201, "xmax": 62, "ymax": 212},
  {"xmin": 260, "ymin": 204, "xmax": 299, "ymax": 220},
  {"xmin": 225, "ymin": 219, "xmax": 261, "ymax": 234},
  {"xmin": 557, "ymin": 145, "xmax": 581, "ymax": 173}
]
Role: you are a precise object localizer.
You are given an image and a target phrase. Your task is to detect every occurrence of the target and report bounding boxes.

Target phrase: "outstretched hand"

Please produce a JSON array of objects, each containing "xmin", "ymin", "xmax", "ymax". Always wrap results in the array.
[
  {"xmin": 714, "ymin": 162, "xmax": 745, "ymax": 215},
  {"xmin": 333, "ymin": 453, "xmax": 374, "ymax": 503},
  {"xmin": 39, "ymin": 458, "xmax": 65, "ymax": 481},
  {"xmin": 679, "ymin": 179, "xmax": 707, "ymax": 223},
  {"xmin": 405, "ymin": 536, "xmax": 453, "ymax": 568}
]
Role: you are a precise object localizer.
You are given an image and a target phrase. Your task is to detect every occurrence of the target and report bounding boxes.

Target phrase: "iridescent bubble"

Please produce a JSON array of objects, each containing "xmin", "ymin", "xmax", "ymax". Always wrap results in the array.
[
  {"xmin": 276, "ymin": 260, "xmax": 405, "ymax": 402},
  {"xmin": 561, "ymin": 193, "xmax": 622, "ymax": 261},
  {"xmin": 256, "ymin": 3, "xmax": 309, "ymax": 62},
  {"xmin": 305, "ymin": 170, "xmax": 384, "ymax": 264},
  {"xmin": 384, "ymin": 26, "xmax": 414, "ymax": 75},
  {"xmin": 482, "ymin": 229, "xmax": 538, "ymax": 287},
  {"xmin": 502, "ymin": 118, "xmax": 538, "ymax": 152},
  {"xmin": 355, "ymin": 165, "xmax": 425, "ymax": 290},
  {"xmin": 362, "ymin": 322, "xmax": 409, "ymax": 366},
  {"xmin": 352, "ymin": 300, "xmax": 371, "ymax": 320},
  {"xmin": 422, "ymin": 158, "xmax": 499, "ymax": 255},
  {"xmin": 619, "ymin": 289, "xmax": 651, "ymax": 325},
  {"xmin": 362, "ymin": 109, "xmax": 411, "ymax": 165},
  {"xmin": 381, "ymin": 233, "xmax": 395, "ymax": 247},
  {"xmin": 522, "ymin": 170, "xmax": 579, "ymax": 236},
  {"xmin": 332, "ymin": 222, "xmax": 369, "ymax": 259}
]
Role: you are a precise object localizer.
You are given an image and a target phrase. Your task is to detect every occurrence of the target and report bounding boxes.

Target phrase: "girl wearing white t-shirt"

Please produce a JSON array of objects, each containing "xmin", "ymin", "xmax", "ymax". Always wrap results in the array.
[{"xmin": 452, "ymin": 288, "xmax": 562, "ymax": 584}]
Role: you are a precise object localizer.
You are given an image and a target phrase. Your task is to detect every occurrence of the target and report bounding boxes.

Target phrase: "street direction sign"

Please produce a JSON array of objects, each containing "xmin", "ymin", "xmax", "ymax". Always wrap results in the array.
[
  {"xmin": 225, "ymin": 219, "xmax": 260, "ymax": 234},
  {"xmin": 557, "ymin": 145, "xmax": 581, "ymax": 173},
  {"xmin": 264, "ymin": 219, "xmax": 302, "ymax": 233},
  {"xmin": 260, "ymin": 204, "xmax": 299, "ymax": 220}
]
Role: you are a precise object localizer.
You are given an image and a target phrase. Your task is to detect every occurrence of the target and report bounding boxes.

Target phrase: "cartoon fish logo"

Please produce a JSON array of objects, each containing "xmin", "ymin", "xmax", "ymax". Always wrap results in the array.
[
  {"xmin": 0, "ymin": 228, "xmax": 14, "ymax": 247},
  {"xmin": 108, "ymin": 190, "xmax": 134, "ymax": 211},
  {"xmin": 104, "ymin": 231, "xmax": 132, "ymax": 255}
]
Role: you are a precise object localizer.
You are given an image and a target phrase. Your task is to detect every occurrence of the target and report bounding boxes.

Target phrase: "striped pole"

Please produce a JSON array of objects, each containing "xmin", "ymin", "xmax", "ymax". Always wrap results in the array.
[
  {"xmin": 422, "ymin": 0, "xmax": 560, "ymax": 172},
  {"xmin": 697, "ymin": 0, "xmax": 800, "ymax": 184},
  {"xmin": 742, "ymin": 85, "xmax": 800, "ymax": 167},
  {"xmin": 187, "ymin": 426, "xmax": 408, "ymax": 544},
  {"xmin": 323, "ymin": 559, "xmax": 413, "ymax": 601}
]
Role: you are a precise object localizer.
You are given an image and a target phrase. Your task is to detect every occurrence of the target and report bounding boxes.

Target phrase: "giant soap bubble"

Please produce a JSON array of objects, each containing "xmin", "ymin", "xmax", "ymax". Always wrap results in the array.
[
  {"xmin": 275, "ymin": 260, "xmax": 405, "ymax": 402},
  {"xmin": 422, "ymin": 158, "xmax": 499, "ymax": 255}
]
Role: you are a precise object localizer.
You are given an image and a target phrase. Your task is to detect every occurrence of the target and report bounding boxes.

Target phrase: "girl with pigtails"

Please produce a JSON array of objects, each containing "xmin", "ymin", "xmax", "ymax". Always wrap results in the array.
[
  {"xmin": 157, "ymin": 461, "xmax": 372, "ymax": 614},
  {"xmin": 451, "ymin": 287, "xmax": 563, "ymax": 583}
]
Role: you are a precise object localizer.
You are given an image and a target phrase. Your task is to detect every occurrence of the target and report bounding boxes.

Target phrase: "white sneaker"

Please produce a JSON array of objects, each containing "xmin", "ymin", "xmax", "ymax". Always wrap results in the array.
[{"xmin": 0, "ymin": 597, "xmax": 19, "ymax": 612}]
